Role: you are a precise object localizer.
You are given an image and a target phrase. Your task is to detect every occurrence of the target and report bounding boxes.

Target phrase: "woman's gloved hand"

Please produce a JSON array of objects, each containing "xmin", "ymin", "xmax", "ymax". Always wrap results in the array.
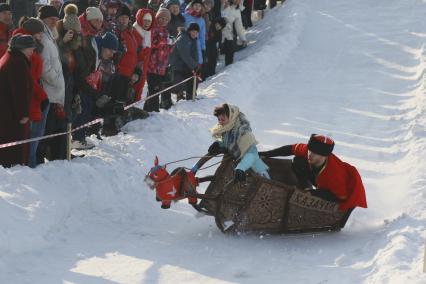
[
  {"xmin": 208, "ymin": 141, "xmax": 226, "ymax": 155},
  {"xmin": 233, "ymin": 169, "xmax": 246, "ymax": 184}
]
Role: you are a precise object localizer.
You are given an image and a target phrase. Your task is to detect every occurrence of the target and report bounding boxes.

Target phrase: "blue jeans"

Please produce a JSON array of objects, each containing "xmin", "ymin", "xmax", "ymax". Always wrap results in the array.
[
  {"xmin": 29, "ymin": 103, "xmax": 50, "ymax": 168},
  {"xmin": 236, "ymin": 145, "xmax": 270, "ymax": 178}
]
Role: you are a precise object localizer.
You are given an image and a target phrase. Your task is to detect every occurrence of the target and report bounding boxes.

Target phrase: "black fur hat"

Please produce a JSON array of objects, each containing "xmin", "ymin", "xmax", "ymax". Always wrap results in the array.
[{"xmin": 307, "ymin": 134, "xmax": 335, "ymax": 156}]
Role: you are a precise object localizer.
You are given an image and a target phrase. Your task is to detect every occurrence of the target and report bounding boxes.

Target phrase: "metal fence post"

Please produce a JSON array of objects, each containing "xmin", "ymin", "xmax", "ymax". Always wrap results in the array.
[
  {"xmin": 192, "ymin": 74, "xmax": 197, "ymax": 102},
  {"xmin": 423, "ymin": 237, "xmax": 426, "ymax": 273},
  {"xmin": 66, "ymin": 123, "xmax": 72, "ymax": 161}
]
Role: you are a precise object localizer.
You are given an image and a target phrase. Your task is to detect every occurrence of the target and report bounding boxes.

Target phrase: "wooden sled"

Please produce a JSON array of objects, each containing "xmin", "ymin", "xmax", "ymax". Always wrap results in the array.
[
  {"xmin": 146, "ymin": 155, "xmax": 348, "ymax": 234},
  {"xmin": 196, "ymin": 156, "xmax": 346, "ymax": 234}
]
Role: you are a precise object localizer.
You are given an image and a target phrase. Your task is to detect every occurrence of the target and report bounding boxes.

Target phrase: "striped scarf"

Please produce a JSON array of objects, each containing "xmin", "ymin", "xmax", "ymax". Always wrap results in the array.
[{"xmin": 210, "ymin": 105, "xmax": 257, "ymax": 159}]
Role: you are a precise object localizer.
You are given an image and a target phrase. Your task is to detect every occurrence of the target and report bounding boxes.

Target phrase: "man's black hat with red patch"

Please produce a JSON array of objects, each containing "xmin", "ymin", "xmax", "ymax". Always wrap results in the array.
[{"xmin": 307, "ymin": 134, "xmax": 334, "ymax": 156}]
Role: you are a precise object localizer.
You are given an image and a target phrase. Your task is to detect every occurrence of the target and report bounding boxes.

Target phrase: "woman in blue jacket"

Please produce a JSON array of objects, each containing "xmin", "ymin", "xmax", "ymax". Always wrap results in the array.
[{"xmin": 204, "ymin": 103, "xmax": 270, "ymax": 183}]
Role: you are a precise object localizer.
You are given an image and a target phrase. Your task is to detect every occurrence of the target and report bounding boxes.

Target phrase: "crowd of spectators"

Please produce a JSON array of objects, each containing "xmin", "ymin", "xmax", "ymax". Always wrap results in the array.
[{"xmin": 0, "ymin": 0, "xmax": 278, "ymax": 168}]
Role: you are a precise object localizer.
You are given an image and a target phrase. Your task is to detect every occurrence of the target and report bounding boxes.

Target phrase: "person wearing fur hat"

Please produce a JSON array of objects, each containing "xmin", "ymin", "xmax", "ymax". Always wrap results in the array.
[
  {"xmin": 259, "ymin": 134, "xmax": 367, "ymax": 225},
  {"xmin": 143, "ymin": 7, "xmax": 174, "ymax": 112},
  {"xmin": 13, "ymin": 17, "xmax": 50, "ymax": 167},
  {"xmin": 202, "ymin": 104, "xmax": 270, "ymax": 182},
  {"xmin": 0, "ymin": 3, "xmax": 12, "ymax": 58},
  {"xmin": 132, "ymin": 8, "xmax": 155, "ymax": 101},
  {"xmin": 162, "ymin": 0, "xmax": 185, "ymax": 38},
  {"xmin": 168, "ymin": 22, "xmax": 199, "ymax": 101},
  {"xmin": 0, "ymin": 34, "xmax": 36, "ymax": 167},
  {"xmin": 183, "ymin": 0, "xmax": 205, "ymax": 65}
]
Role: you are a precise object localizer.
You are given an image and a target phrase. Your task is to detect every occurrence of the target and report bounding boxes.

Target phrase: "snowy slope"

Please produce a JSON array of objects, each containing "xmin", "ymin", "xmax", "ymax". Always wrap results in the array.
[{"xmin": 1, "ymin": 0, "xmax": 426, "ymax": 283}]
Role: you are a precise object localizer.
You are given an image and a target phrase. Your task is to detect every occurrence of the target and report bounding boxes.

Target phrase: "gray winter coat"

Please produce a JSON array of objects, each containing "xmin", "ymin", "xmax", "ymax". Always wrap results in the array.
[
  {"xmin": 40, "ymin": 22, "xmax": 66, "ymax": 105},
  {"xmin": 169, "ymin": 31, "xmax": 198, "ymax": 72}
]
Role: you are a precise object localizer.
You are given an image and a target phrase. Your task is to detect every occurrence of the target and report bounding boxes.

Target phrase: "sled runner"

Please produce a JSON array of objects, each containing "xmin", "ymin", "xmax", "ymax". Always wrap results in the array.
[{"xmin": 145, "ymin": 155, "xmax": 348, "ymax": 234}]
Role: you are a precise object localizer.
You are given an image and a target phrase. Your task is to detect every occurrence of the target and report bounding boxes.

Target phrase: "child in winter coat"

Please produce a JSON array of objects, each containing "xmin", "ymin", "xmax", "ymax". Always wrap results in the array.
[
  {"xmin": 132, "ymin": 8, "xmax": 156, "ymax": 101},
  {"xmin": 203, "ymin": 103, "xmax": 270, "ymax": 182},
  {"xmin": 143, "ymin": 8, "xmax": 174, "ymax": 112}
]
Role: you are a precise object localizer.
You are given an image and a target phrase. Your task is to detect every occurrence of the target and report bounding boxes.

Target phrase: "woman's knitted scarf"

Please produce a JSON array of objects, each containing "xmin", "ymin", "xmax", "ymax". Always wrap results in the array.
[{"xmin": 210, "ymin": 105, "xmax": 257, "ymax": 159}]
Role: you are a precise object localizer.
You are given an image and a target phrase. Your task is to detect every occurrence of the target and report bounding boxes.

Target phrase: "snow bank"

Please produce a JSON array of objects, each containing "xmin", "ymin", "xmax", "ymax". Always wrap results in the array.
[{"xmin": 0, "ymin": 0, "xmax": 425, "ymax": 283}]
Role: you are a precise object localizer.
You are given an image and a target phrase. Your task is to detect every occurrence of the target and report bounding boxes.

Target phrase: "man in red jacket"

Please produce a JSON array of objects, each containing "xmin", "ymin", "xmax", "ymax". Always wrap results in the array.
[
  {"xmin": 260, "ymin": 134, "xmax": 367, "ymax": 226},
  {"xmin": 112, "ymin": 4, "xmax": 138, "ymax": 105}
]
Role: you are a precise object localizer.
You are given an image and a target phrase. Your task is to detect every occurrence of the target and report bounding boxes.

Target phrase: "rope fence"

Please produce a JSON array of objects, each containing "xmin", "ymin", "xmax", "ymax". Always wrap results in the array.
[{"xmin": 0, "ymin": 75, "xmax": 199, "ymax": 160}]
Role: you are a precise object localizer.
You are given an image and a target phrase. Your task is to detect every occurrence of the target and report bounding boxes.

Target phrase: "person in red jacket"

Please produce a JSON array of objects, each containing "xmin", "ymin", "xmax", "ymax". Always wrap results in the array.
[
  {"xmin": 132, "ymin": 8, "xmax": 155, "ymax": 101},
  {"xmin": 0, "ymin": 4, "xmax": 12, "ymax": 58},
  {"xmin": 12, "ymin": 17, "xmax": 49, "ymax": 168},
  {"xmin": 111, "ymin": 4, "xmax": 138, "ymax": 105},
  {"xmin": 0, "ymin": 34, "xmax": 36, "ymax": 168},
  {"xmin": 143, "ymin": 7, "xmax": 174, "ymax": 112},
  {"xmin": 260, "ymin": 134, "xmax": 367, "ymax": 226}
]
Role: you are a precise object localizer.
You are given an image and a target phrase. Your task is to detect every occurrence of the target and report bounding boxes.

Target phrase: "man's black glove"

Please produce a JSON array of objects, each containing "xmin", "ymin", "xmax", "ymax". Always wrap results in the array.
[
  {"xmin": 258, "ymin": 151, "xmax": 268, "ymax": 158},
  {"xmin": 233, "ymin": 169, "xmax": 246, "ymax": 184},
  {"xmin": 41, "ymin": 99, "xmax": 50, "ymax": 112},
  {"xmin": 208, "ymin": 141, "xmax": 225, "ymax": 155}
]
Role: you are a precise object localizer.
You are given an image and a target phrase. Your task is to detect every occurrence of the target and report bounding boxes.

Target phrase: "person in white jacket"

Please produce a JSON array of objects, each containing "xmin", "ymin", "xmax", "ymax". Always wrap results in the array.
[
  {"xmin": 221, "ymin": 0, "xmax": 246, "ymax": 65},
  {"xmin": 38, "ymin": 5, "xmax": 67, "ymax": 161},
  {"xmin": 39, "ymin": 5, "xmax": 65, "ymax": 106}
]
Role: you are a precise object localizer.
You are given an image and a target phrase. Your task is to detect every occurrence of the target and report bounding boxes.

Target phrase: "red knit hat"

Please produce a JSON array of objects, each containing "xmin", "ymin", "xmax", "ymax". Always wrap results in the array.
[{"xmin": 307, "ymin": 134, "xmax": 334, "ymax": 156}]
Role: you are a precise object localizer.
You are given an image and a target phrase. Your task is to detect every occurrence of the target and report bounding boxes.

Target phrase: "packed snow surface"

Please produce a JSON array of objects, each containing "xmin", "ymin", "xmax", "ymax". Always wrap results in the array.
[{"xmin": 1, "ymin": 0, "xmax": 426, "ymax": 283}]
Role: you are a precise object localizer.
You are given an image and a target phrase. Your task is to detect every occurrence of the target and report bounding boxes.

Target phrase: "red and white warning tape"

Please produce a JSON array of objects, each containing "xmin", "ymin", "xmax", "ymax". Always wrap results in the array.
[
  {"xmin": 0, "ymin": 118, "xmax": 104, "ymax": 149},
  {"xmin": 0, "ymin": 75, "xmax": 199, "ymax": 149},
  {"xmin": 124, "ymin": 76, "xmax": 195, "ymax": 110}
]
